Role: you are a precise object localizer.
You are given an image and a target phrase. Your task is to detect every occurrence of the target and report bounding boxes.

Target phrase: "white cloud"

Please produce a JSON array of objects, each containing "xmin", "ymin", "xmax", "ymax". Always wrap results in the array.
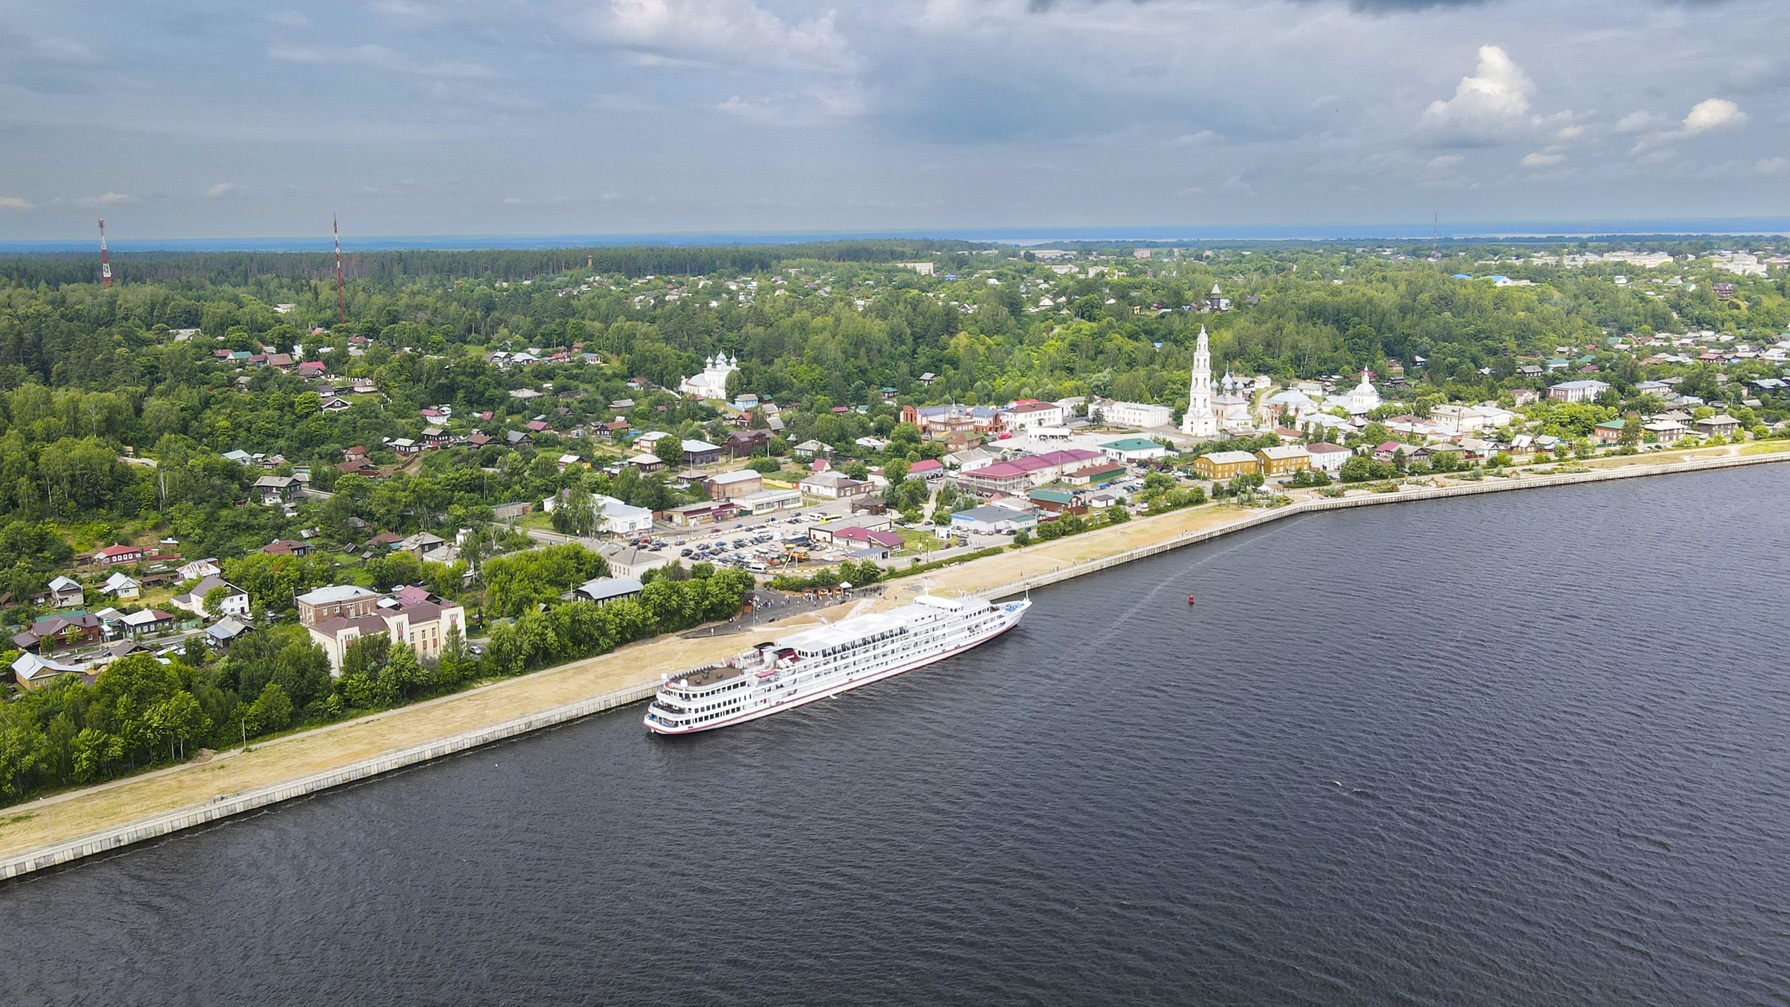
[
  {"xmin": 716, "ymin": 95, "xmax": 777, "ymax": 120},
  {"xmin": 1756, "ymin": 157, "xmax": 1790, "ymax": 177},
  {"xmin": 1682, "ymin": 97, "xmax": 1746, "ymax": 135},
  {"xmin": 1727, "ymin": 56, "xmax": 1787, "ymax": 93},
  {"xmin": 1172, "ymin": 130, "xmax": 1221, "ymax": 146},
  {"xmin": 1520, "ymin": 152, "xmax": 1565, "ymax": 168},
  {"xmin": 1418, "ymin": 45, "xmax": 1537, "ymax": 145},
  {"xmin": 1615, "ymin": 110, "xmax": 1673, "ymax": 135},
  {"xmin": 590, "ymin": 0, "xmax": 858, "ymax": 74},
  {"xmin": 268, "ymin": 43, "xmax": 499, "ymax": 80},
  {"xmin": 29, "ymin": 35, "xmax": 98, "ymax": 63},
  {"xmin": 1418, "ymin": 153, "xmax": 1464, "ymax": 180},
  {"xmin": 0, "ymin": 196, "xmax": 33, "ymax": 211},
  {"xmin": 714, "ymin": 80, "xmax": 864, "ymax": 125},
  {"xmin": 202, "ymin": 182, "xmax": 241, "ymax": 198},
  {"xmin": 76, "ymin": 192, "xmax": 135, "ymax": 207},
  {"xmin": 1624, "ymin": 97, "xmax": 1748, "ymax": 156}
]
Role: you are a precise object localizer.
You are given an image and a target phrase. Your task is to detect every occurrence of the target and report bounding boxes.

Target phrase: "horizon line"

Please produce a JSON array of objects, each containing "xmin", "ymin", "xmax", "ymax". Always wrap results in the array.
[{"xmin": 4, "ymin": 217, "xmax": 1790, "ymax": 254}]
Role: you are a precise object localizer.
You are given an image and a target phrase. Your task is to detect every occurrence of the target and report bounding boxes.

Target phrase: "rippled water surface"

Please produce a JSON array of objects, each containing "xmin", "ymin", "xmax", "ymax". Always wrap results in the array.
[{"xmin": 6, "ymin": 470, "xmax": 1790, "ymax": 1006}]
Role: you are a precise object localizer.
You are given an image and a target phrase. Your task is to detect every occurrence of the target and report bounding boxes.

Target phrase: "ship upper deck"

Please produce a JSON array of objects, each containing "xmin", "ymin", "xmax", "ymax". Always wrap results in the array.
[
  {"xmin": 676, "ymin": 664, "xmax": 744, "ymax": 689},
  {"xmin": 775, "ymin": 595, "xmax": 990, "ymax": 654}
]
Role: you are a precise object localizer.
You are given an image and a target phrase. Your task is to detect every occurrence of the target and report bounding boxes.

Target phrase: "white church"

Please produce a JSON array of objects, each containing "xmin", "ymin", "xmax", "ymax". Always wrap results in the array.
[
  {"xmin": 1181, "ymin": 325, "xmax": 1257, "ymax": 438},
  {"xmin": 1321, "ymin": 371, "xmax": 1383, "ymax": 416},
  {"xmin": 679, "ymin": 354, "xmax": 739, "ymax": 400},
  {"xmin": 1181, "ymin": 326, "xmax": 1218, "ymax": 438},
  {"xmin": 1260, "ymin": 370, "xmax": 1381, "ymax": 425}
]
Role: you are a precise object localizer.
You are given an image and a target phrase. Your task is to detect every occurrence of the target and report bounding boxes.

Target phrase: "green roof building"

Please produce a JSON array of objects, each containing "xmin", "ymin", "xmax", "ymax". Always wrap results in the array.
[{"xmin": 1099, "ymin": 437, "xmax": 1170, "ymax": 461}]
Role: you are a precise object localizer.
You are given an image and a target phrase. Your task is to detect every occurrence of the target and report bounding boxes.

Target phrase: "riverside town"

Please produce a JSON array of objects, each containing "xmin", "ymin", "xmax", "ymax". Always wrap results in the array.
[{"xmin": 2, "ymin": 238, "xmax": 1789, "ymax": 815}]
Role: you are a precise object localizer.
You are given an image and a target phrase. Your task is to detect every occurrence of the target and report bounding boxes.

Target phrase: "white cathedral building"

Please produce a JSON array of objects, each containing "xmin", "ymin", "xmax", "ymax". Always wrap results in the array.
[
  {"xmin": 1322, "ymin": 371, "xmax": 1382, "ymax": 416},
  {"xmin": 678, "ymin": 353, "xmax": 739, "ymax": 400}
]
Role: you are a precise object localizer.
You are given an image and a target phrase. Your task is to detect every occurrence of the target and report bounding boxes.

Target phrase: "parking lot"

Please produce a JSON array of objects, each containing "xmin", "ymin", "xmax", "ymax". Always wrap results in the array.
[{"xmin": 555, "ymin": 474, "xmax": 1161, "ymax": 578}]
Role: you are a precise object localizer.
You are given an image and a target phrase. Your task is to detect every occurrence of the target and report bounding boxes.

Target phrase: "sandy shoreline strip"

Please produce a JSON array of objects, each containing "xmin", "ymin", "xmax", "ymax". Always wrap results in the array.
[{"xmin": 3, "ymin": 442, "xmax": 1784, "ymax": 877}]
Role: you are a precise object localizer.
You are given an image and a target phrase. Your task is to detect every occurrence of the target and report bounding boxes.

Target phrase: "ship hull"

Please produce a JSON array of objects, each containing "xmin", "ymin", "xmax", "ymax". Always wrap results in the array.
[{"xmin": 645, "ymin": 601, "xmax": 1027, "ymax": 735}]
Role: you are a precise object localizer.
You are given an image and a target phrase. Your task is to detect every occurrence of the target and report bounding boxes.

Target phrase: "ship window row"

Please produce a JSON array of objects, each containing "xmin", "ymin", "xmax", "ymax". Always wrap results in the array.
[{"xmin": 673, "ymin": 696, "xmax": 747, "ymax": 715}]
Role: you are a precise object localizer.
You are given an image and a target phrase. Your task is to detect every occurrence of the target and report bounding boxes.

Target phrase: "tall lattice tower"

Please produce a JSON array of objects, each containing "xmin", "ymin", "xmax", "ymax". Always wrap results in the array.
[
  {"xmin": 334, "ymin": 214, "xmax": 346, "ymax": 324},
  {"xmin": 98, "ymin": 218, "xmax": 112, "ymax": 289}
]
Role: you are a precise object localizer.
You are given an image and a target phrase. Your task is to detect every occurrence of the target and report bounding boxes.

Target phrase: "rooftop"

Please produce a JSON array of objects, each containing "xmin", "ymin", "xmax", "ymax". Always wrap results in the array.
[
  {"xmin": 1198, "ymin": 451, "xmax": 1259, "ymax": 465},
  {"xmin": 296, "ymin": 584, "xmax": 378, "ymax": 606},
  {"xmin": 1101, "ymin": 438, "xmax": 1163, "ymax": 452},
  {"xmin": 575, "ymin": 576, "xmax": 645, "ymax": 603}
]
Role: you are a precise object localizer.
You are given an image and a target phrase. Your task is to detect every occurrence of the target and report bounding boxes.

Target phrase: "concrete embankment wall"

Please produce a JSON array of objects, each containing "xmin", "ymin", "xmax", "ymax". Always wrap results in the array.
[
  {"xmin": 975, "ymin": 452, "xmax": 1790, "ymax": 601},
  {"xmin": 0, "ymin": 681, "xmax": 659, "ymax": 881}
]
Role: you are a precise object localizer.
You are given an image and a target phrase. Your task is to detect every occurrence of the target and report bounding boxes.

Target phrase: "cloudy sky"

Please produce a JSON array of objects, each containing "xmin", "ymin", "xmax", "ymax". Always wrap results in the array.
[{"xmin": 2, "ymin": 0, "xmax": 1787, "ymax": 240}]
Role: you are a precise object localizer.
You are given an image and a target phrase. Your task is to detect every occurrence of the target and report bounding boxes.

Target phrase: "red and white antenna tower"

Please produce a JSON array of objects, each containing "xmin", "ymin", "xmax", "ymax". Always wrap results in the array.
[
  {"xmin": 98, "ymin": 219, "xmax": 112, "ymax": 289},
  {"xmin": 334, "ymin": 213, "xmax": 346, "ymax": 325}
]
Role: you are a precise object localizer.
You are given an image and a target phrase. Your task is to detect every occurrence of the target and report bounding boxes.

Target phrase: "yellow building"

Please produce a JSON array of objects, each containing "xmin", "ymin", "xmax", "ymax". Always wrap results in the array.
[
  {"xmin": 1255, "ymin": 445, "xmax": 1312, "ymax": 475},
  {"xmin": 1192, "ymin": 450, "xmax": 1260, "ymax": 479}
]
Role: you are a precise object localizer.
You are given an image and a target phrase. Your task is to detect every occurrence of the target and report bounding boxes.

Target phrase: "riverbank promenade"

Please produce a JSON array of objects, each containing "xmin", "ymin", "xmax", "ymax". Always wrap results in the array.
[{"xmin": 3, "ymin": 442, "xmax": 1784, "ymax": 878}]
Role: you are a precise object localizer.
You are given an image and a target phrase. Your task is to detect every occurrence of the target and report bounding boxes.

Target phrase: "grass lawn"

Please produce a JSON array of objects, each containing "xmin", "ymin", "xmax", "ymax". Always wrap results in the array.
[
  {"xmin": 514, "ymin": 510, "xmax": 554, "ymax": 531},
  {"xmin": 893, "ymin": 526, "xmax": 949, "ymax": 556}
]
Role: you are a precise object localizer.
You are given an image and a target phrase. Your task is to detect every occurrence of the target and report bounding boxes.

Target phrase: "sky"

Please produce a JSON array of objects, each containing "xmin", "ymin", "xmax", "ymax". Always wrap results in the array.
[{"xmin": 1, "ymin": 0, "xmax": 1787, "ymax": 241}]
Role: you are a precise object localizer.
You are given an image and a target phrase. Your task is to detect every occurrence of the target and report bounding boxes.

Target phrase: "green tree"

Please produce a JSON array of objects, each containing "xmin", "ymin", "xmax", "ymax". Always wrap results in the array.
[
  {"xmin": 144, "ymin": 691, "xmax": 209, "ymax": 761},
  {"xmin": 0, "ymin": 722, "xmax": 47, "ymax": 796},
  {"xmin": 71, "ymin": 728, "xmax": 125, "ymax": 784},
  {"xmin": 340, "ymin": 633, "xmax": 392, "ymax": 682},
  {"xmin": 383, "ymin": 646, "xmax": 430, "ymax": 703},
  {"xmin": 551, "ymin": 485, "xmax": 597, "ymax": 537},
  {"xmin": 202, "ymin": 584, "xmax": 231, "ymax": 618},
  {"xmin": 244, "ymin": 682, "xmax": 293, "ymax": 735}
]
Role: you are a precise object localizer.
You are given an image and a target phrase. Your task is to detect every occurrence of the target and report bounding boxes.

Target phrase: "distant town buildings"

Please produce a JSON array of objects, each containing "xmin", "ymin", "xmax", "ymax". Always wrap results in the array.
[
  {"xmin": 951, "ymin": 503, "xmax": 1040, "ymax": 535},
  {"xmin": 297, "ymin": 584, "xmax": 465, "ymax": 675},
  {"xmin": 1191, "ymin": 451, "xmax": 1259, "ymax": 480},
  {"xmin": 1096, "ymin": 401, "xmax": 1174, "ymax": 428},
  {"xmin": 1001, "ymin": 400, "xmax": 1067, "ymax": 431},
  {"xmin": 1548, "ymin": 379, "xmax": 1612, "ymax": 403}
]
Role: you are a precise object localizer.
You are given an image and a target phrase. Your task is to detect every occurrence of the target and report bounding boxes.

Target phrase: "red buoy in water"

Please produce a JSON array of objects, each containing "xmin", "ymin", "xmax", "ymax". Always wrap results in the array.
[{"xmin": 1187, "ymin": 595, "xmax": 1196, "ymax": 604}]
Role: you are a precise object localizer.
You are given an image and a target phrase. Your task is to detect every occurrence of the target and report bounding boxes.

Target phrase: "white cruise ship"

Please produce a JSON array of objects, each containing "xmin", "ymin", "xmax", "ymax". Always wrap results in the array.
[{"xmin": 644, "ymin": 595, "xmax": 1031, "ymax": 735}]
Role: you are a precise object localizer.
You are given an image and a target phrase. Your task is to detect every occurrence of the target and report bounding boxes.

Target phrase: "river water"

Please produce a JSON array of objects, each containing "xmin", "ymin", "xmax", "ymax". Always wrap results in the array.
[{"xmin": 6, "ymin": 469, "xmax": 1789, "ymax": 1006}]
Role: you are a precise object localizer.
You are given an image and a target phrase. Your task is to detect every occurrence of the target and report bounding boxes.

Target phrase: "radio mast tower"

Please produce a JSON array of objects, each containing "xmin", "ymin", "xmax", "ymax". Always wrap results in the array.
[
  {"xmin": 98, "ymin": 219, "xmax": 112, "ymax": 289},
  {"xmin": 334, "ymin": 214, "xmax": 346, "ymax": 324}
]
